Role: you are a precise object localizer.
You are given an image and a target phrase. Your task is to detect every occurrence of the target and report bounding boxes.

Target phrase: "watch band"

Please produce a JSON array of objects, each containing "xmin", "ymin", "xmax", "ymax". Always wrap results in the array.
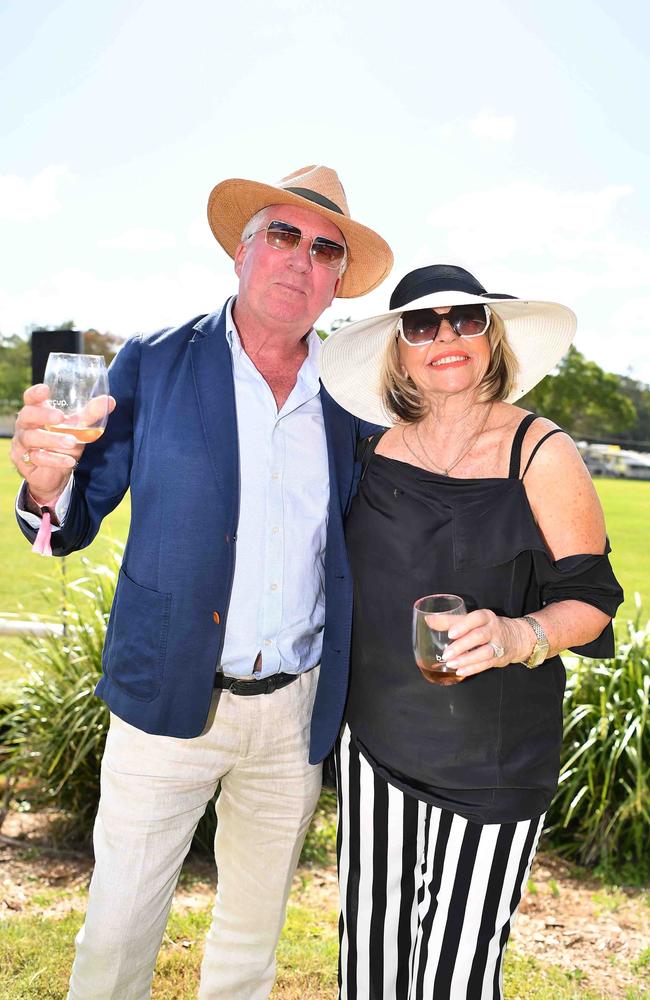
[{"xmin": 521, "ymin": 615, "xmax": 550, "ymax": 669}]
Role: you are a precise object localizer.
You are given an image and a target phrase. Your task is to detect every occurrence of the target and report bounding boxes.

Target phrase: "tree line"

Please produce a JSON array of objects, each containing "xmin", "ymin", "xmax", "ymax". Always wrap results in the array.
[{"xmin": 519, "ymin": 346, "xmax": 649, "ymax": 445}]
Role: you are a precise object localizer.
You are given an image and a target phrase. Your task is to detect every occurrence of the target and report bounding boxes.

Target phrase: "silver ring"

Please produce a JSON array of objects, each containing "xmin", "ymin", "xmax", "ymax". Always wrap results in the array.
[
  {"xmin": 21, "ymin": 451, "xmax": 32, "ymax": 465},
  {"xmin": 488, "ymin": 641, "xmax": 505, "ymax": 658}
]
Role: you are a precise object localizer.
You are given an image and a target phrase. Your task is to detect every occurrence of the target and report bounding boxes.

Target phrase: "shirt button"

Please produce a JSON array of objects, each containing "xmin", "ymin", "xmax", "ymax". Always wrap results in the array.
[
  {"xmin": 264, "ymin": 639, "xmax": 272, "ymax": 646},
  {"xmin": 272, "ymin": 526, "xmax": 280, "ymax": 534},
  {"xmin": 271, "ymin": 472, "xmax": 279, "ymax": 480},
  {"xmin": 270, "ymin": 583, "xmax": 278, "ymax": 591}
]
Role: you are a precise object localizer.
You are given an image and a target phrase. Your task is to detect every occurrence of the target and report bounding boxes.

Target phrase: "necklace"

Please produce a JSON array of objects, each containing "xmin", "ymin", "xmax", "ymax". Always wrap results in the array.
[{"xmin": 402, "ymin": 403, "xmax": 493, "ymax": 476}]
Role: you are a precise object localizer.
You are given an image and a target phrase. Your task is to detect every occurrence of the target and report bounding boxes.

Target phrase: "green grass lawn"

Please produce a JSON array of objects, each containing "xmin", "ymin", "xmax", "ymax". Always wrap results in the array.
[
  {"xmin": 593, "ymin": 478, "xmax": 650, "ymax": 621},
  {"xmin": 0, "ymin": 896, "xmax": 634, "ymax": 999},
  {"xmin": 0, "ymin": 441, "xmax": 130, "ymax": 690},
  {"xmin": 0, "ymin": 904, "xmax": 338, "ymax": 1000},
  {"xmin": 0, "ymin": 442, "xmax": 131, "ymax": 618}
]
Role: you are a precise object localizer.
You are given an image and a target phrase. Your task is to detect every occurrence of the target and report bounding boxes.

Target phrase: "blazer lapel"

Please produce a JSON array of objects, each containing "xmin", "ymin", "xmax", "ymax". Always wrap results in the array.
[
  {"xmin": 321, "ymin": 383, "xmax": 357, "ymax": 517},
  {"xmin": 189, "ymin": 305, "xmax": 239, "ymax": 526}
]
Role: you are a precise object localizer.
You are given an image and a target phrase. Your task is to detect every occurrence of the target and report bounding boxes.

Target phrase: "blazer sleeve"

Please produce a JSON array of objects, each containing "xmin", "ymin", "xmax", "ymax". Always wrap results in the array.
[{"xmin": 16, "ymin": 336, "xmax": 143, "ymax": 556}]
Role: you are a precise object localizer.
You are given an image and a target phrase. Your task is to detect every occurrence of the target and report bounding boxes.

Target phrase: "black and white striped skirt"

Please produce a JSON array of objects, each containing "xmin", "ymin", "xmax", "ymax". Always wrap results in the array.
[{"xmin": 336, "ymin": 726, "xmax": 544, "ymax": 1000}]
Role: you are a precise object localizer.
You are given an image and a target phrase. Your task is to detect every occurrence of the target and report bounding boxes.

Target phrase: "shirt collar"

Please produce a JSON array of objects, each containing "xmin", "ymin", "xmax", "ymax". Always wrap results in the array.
[
  {"xmin": 225, "ymin": 296, "xmax": 322, "ymax": 393},
  {"xmin": 225, "ymin": 296, "xmax": 242, "ymax": 355}
]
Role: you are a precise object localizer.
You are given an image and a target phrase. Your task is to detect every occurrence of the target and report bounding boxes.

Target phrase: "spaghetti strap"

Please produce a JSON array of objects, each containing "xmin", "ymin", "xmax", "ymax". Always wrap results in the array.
[
  {"xmin": 356, "ymin": 430, "xmax": 388, "ymax": 480},
  {"xmin": 508, "ymin": 414, "xmax": 538, "ymax": 478},
  {"xmin": 521, "ymin": 428, "xmax": 566, "ymax": 479}
]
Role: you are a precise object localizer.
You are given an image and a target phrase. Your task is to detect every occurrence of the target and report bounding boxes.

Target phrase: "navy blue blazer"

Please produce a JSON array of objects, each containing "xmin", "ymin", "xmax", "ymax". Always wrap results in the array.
[{"xmin": 18, "ymin": 303, "xmax": 377, "ymax": 763}]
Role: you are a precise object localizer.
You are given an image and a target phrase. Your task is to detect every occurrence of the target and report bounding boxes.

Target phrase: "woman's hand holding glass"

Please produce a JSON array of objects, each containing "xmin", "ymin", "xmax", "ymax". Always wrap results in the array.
[
  {"xmin": 440, "ymin": 608, "xmax": 531, "ymax": 677},
  {"xmin": 413, "ymin": 597, "xmax": 531, "ymax": 684}
]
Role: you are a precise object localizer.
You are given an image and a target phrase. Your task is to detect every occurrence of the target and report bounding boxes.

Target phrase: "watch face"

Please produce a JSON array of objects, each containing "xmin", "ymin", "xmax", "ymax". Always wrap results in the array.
[{"xmin": 525, "ymin": 644, "xmax": 548, "ymax": 668}]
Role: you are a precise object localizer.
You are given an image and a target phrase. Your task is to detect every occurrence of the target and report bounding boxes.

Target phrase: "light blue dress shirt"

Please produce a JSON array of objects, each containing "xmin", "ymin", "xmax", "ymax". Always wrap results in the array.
[{"xmin": 221, "ymin": 298, "xmax": 329, "ymax": 678}]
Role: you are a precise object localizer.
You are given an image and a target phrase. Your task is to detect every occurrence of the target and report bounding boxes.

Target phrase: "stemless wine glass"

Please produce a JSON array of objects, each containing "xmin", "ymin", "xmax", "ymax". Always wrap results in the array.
[
  {"xmin": 413, "ymin": 593, "xmax": 467, "ymax": 686},
  {"xmin": 43, "ymin": 353, "xmax": 110, "ymax": 443}
]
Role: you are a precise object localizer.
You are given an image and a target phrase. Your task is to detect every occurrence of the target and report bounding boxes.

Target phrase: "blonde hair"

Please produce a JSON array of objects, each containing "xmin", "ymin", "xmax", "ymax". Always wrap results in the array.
[{"xmin": 380, "ymin": 309, "xmax": 519, "ymax": 423}]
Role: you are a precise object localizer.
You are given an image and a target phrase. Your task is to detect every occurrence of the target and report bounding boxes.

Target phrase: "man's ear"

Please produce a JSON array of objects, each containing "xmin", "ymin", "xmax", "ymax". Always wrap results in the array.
[{"xmin": 233, "ymin": 241, "xmax": 247, "ymax": 277}]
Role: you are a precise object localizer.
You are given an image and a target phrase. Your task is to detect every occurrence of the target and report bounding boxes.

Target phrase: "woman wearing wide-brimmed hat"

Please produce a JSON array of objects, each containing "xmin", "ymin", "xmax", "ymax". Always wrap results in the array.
[{"xmin": 320, "ymin": 264, "xmax": 623, "ymax": 999}]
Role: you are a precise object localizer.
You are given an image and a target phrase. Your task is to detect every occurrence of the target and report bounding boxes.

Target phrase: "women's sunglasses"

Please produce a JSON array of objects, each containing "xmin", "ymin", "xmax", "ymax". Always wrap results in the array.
[
  {"xmin": 396, "ymin": 305, "xmax": 491, "ymax": 345},
  {"xmin": 248, "ymin": 220, "xmax": 347, "ymax": 269}
]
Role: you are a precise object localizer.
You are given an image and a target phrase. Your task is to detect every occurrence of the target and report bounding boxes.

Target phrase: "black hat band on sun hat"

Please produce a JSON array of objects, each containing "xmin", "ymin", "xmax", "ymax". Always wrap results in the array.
[
  {"xmin": 389, "ymin": 264, "xmax": 489, "ymax": 310},
  {"xmin": 390, "ymin": 265, "xmax": 521, "ymax": 309},
  {"xmin": 284, "ymin": 187, "xmax": 344, "ymax": 215}
]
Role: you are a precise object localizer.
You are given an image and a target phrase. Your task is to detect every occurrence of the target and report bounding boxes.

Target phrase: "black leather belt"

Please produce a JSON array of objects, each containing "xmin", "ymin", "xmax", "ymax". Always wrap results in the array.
[{"xmin": 213, "ymin": 671, "xmax": 299, "ymax": 696}]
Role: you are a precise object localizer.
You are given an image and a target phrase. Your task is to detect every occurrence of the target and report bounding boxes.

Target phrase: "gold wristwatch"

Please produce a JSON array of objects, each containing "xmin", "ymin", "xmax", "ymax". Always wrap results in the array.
[{"xmin": 521, "ymin": 615, "xmax": 550, "ymax": 669}]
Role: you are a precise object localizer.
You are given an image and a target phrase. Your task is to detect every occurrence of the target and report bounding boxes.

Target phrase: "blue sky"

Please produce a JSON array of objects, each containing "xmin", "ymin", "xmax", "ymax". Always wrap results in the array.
[{"xmin": 2, "ymin": 0, "xmax": 649, "ymax": 381}]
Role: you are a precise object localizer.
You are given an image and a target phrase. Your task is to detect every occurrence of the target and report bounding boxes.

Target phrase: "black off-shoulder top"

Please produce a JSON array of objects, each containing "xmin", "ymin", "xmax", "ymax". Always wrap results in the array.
[{"xmin": 345, "ymin": 413, "xmax": 624, "ymax": 824}]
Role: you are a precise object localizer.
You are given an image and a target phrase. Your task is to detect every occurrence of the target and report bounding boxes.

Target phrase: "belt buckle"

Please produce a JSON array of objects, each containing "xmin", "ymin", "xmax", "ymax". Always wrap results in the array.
[{"xmin": 230, "ymin": 678, "xmax": 256, "ymax": 695}]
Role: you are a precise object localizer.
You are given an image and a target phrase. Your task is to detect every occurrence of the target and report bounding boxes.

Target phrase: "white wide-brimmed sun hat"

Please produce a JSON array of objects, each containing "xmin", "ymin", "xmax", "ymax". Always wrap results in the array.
[
  {"xmin": 320, "ymin": 264, "xmax": 577, "ymax": 425},
  {"xmin": 207, "ymin": 164, "xmax": 393, "ymax": 298}
]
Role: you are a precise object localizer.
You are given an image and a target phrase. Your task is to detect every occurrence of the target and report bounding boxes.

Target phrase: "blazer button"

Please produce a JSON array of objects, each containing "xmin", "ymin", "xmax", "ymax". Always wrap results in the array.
[{"xmin": 213, "ymin": 611, "xmax": 221, "ymax": 625}]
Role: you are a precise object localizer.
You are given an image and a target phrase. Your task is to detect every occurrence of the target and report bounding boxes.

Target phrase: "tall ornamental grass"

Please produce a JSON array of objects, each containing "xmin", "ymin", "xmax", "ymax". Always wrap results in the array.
[
  {"xmin": 0, "ymin": 553, "xmax": 220, "ymax": 851},
  {"xmin": 545, "ymin": 603, "xmax": 650, "ymax": 878},
  {"xmin": 1, "ymin": 557, "xmax": 116, "ymax": 841}
]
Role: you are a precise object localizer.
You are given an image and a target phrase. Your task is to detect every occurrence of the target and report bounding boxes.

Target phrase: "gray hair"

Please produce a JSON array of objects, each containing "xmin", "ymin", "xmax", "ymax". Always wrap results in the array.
[{"xmin": 240, "ymin": 207, "xmax": 273, "ymax": 243}]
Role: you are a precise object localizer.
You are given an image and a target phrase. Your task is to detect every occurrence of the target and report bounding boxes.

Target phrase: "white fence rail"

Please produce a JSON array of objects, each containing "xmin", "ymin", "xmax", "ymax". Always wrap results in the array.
[{"xmin": 0, "ymin": 617, "xmax": 64, "ymax": 637}]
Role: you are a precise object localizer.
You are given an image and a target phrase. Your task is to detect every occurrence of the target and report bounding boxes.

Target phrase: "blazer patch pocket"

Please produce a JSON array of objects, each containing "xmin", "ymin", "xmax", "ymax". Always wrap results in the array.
[{"xmin": 103, "ymin": 568, "xmax": 172, "ymax": 702}]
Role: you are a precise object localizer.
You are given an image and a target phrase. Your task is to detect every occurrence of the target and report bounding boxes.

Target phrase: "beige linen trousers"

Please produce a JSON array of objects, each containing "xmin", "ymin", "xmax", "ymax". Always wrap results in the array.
[{"xmin": 67, "ymin": 667, "xmax": 322, "ymax": 999}]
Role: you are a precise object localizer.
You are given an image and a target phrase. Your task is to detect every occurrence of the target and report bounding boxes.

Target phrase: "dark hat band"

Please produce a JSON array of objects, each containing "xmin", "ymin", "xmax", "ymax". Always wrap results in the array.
[
  {"xmin": 285, "ymin": 186, "xmax": 344, "ymax": 215},
  {"xmin": 390, "ymin": 264, "xmax": 489, "ymax": 310}
]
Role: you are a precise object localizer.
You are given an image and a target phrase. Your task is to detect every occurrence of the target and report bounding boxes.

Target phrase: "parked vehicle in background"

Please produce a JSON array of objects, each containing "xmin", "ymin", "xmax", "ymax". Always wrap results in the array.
[{"xmin": 578, "ymin": 442, "xmax": 650, "ymax": 480}]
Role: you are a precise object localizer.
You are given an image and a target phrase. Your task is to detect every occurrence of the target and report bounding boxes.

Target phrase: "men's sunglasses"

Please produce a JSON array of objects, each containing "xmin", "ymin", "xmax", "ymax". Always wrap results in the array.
[
  {"xmin": 396, "ymin": 305, "xmax": 491, "ymax": 346},
  {"xmin": 248, "ymin": 220, "xmax": 347, "ymax": 269}
]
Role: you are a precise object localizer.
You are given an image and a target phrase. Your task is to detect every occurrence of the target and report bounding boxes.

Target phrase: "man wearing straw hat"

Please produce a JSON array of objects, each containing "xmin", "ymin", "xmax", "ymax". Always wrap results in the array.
[{"xmin": 11, "ymin": 165, "xmax": 392, "ymax": 999}]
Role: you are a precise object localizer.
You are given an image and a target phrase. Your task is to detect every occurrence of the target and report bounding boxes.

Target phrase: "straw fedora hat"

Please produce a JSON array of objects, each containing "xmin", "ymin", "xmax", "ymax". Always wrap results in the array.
[
  {"xmin": 320, "ymin": 264, "xmax": 577, "ymax": 425},
  {"xmin": 207, "ymin": 165, "xmax": 393, "ymax": 298}
]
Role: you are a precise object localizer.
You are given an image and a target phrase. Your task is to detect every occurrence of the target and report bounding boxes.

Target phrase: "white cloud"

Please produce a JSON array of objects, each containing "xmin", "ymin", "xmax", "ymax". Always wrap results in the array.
[
  {"xmin": 427, "ymin": 180, "xmax": 633, "ymax": 262},
  {"xmin": 468, "ymin": 110, "xmax": 516, "ymax": 142},
  {"xmin": 98, "ymin": 229, "xmax": 177, "ymax": 251},
  {"xmin": 0, "ymin": 166, "xmax": 75, "ymax": 222}
]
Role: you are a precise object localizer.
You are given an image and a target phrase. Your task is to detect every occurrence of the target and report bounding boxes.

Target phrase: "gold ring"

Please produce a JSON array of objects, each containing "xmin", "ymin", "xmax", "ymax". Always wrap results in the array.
[{"xmin": 21, "ymin": 451, "xmax": 32, "ymax": 465}]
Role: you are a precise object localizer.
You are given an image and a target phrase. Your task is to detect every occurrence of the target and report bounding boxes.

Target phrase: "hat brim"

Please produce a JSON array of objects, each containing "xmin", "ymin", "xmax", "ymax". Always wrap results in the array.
[
  {"xmin": 207, "ymin": 178, "xmax": 393, "ymax": 299},
  {"xmin": 319, "ymin": 292, "xmax": 577, "ymax": 425}
]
